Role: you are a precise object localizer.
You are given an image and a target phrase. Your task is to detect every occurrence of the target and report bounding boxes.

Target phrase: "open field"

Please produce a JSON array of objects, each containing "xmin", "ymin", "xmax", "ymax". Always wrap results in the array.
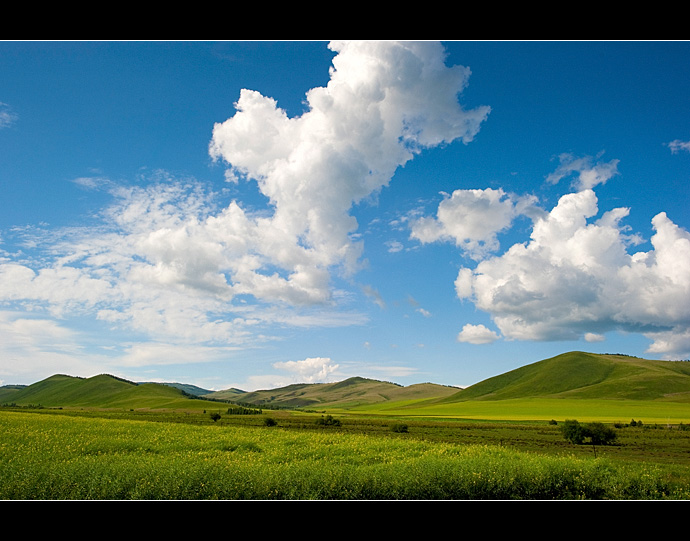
[
  {"xmin": 336, "ymin": 396, "xmax": 690, "ymax": 424},
  {"xmin": 1, "ymin": 407, "xmax": 689, "ymax": 500},
  {"xmin": 3, "ymin": 352, "xmax": 690, "ymax": 500}
]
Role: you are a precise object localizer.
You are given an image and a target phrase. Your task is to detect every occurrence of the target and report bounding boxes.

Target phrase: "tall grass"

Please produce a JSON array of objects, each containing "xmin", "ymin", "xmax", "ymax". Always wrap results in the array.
[{"xmin": 0, "ymin": 411, "xmax": 685, "ymax": 500}]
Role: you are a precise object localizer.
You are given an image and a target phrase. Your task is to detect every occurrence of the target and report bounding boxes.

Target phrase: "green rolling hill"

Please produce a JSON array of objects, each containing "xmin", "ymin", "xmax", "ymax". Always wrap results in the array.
[
  {"xmin": 2, "ymin": 352, "xmax": 689, "ymax": 414},
  {"xmin": 209, "ymin": 376, "xmax": 459, "ymax": 408},
  {"xmin": 0, "ymin": 373, "xmax": 226, "ymax": 411},
  {"xmin": 437, "ymin": 351, "xmax": 690, "ymax": 403}
]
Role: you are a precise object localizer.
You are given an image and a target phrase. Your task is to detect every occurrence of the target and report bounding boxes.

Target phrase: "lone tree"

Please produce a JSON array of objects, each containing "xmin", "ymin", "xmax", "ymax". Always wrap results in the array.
[
  {"xmin": 586, "ymin": 422, "xmax": 618, "ymax": 446},
  {"xmin": 561, "ymin": 419, "xmax": 587, "ymax": 444},
  {"xmin": 561, "ymin": 419, "xmax": 617, "ymax": 450}
]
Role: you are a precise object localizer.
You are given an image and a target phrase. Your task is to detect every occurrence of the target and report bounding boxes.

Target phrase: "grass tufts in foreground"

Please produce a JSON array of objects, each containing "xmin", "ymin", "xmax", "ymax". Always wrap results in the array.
[{"xmin": 1, "ymin": 411, "xmax": 687, "ymax": 500}]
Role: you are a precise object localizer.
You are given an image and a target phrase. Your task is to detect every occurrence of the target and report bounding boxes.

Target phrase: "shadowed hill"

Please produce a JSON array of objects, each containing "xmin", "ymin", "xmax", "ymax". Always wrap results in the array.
[
  {"xmin": 208, "ymin": 377, "xmax": 459, "ymax": 408},
  {"xmin": 438, "ymin": 351, "xmax": 690, "ymax": 403},
  {"xmin": 157, "ymin": 382, "xmax": 216, "ymax": 397}
]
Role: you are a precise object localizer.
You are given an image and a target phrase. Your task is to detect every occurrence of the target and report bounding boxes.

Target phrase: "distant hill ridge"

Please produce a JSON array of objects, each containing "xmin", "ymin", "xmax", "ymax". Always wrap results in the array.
[
  {"xmin": 2, "ymin": 351, "xmax": 690, "ymax": 410},
  {"xmin": 147, "ymin": 382, "xmax": 217, "ymax": 397},
  {"xmin": 209, "ymin": 377, "xmax": 457, "ymax": 408}
]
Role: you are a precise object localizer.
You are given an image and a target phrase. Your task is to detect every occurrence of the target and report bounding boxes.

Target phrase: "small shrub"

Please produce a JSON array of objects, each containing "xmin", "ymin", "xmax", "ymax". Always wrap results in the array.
[
  {"xmin": 263, "ymin": 417, "xmax": 277, "ymax": 427},
  {"xmin": 315, "ymin": 415, "xmax": 341, "ymax": 427},
  {"xmin": 390, "ymin": 423, "xmax": 409, "ymax": 433},
  {"xmin": 209, "ymin": 412, "xmax": 221, "ymax": 422}
]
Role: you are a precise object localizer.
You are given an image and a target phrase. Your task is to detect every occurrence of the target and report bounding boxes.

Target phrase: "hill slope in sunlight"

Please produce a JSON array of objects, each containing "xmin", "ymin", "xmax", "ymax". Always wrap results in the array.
[
  {"xmin": 438, "ymin": 352, "xmax": 690, "ymax": 403},
  {"xmin": 3, "ymin": 352, "xmax": 689, "ymax": 411},
  {"xmin": 0, "ymin": 374, "xmax": 224, "ymax": 411}
]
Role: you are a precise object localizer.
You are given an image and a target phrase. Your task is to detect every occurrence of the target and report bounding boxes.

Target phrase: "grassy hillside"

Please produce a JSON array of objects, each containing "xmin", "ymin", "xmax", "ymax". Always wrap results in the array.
[
  {"xmin": 4, "ymin": 351, "xmax": 689, "ymax": 419},
  {"xmin": 205, "ymin": 387, "xmax": 249, "ymax": 401},
  {"xmin": 208, "ymin": 377, "xmax": 459, "ymax": 408},
  {"xmin": 439, "ymin": 352, "xmax": 690, "ymax": 403},
  {"xmin": 0, "ymin": 374, "xmax": 226, "ymax": 411}
]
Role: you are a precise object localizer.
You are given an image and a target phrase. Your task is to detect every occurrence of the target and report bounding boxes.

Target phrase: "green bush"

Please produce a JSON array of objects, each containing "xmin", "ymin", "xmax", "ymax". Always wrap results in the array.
[
  {"xmin": 561, "ymin": 419, "xmax": 586, "ymax": 444},
  {"xmin": 315, "ymin": 415, "xmax": 341, "ymax": 427},
  {"xmin": 586, "ymin": 422, "xmax": 617, "ymax": 445},
  {"xmin": 561, "ymin": 419, "xmax": 617, "ymax": 446},
  {"xmin": 390, "ymin": 423, "xmax": 409, "ymax": 433}
]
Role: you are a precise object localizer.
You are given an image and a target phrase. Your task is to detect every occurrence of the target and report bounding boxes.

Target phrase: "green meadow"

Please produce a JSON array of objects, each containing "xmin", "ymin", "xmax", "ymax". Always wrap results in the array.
[
  {"xmin": 344, "ymin": 396, "xmax": 690, "ymax": 424},
  {"xmin": 1, "ymin": 409, "xmax": 688, "ymax": 500},
  {"xmin": 2, "ymin": 352, "xmax": 690, "ymax": 500}
]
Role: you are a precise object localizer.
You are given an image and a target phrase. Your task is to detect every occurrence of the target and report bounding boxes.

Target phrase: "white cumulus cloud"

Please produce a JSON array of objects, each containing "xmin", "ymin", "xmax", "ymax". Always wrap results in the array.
[
  {"xmin": 273, "ymin": 356, "xmax": 340, "ymax": 383},
  {"xmin": 584, "ymin": 332, "xmax": 605, "ymax": 343},
  {"xmin": 208, "ymin": 40, "xmax": 490, "ymax": 304},
  {"xmin": 455, "ymin": 187, "xmax": 690, "ymax": 357},
  {"xmin": 457, "ymin": 323, "xmax": 500, "ymax": 344},
  {"xmin": 410, "ymin": 187, "xmax": 541, "ymax": 260},
  {"xmin": 0, "ymin": 41, "xmax": 490, "ymax": 375}
]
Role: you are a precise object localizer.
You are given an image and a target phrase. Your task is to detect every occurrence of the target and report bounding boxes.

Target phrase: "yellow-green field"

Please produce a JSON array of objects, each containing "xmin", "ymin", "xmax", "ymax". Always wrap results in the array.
[
  {"xmin": 338, "ymin": 397, "xmax": 690, "ymax": 424},
  {"xmin": 1, "ymin": 409, "xmax": 689, "ymax": 500},
  {"xmin": 3, "ymin": 352, "xmax": 690, "ymax": 500}
]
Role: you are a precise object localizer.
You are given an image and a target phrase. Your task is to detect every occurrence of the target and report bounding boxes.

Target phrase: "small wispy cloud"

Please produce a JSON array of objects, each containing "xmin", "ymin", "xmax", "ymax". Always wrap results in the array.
[
  {"xmin": 362, "ymin": 284, "xmax": 386, "ymax": 309},
  {"xmin": 71, "ymin": 176, "xmax": 112, "ymax": 190},
  {"xmin": 385, "ymin": 240, "xmax": 404, "ymax": 253},
  {"xmin": 545, "ymin": 152, "xmax": 619, "ymax": 190},
  {"xmin": 0, "ymin": 102, "xmax": 18, "ymax": 129},
  {"xmin": 667, "ymin": 139, "xmax": 690, "ymax": 154}
]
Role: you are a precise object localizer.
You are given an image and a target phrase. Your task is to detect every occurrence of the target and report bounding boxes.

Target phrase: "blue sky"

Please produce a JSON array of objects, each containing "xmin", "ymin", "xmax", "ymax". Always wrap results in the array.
[{"xmin": 1, "ymin": 41, "xmax": 689, "ymax": 391}]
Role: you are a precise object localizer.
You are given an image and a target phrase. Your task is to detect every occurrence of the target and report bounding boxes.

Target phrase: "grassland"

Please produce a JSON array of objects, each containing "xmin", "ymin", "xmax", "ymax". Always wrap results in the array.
[
  {"xmin": 2, "ymin": 351, "xmax": 690, "ymax": 500},
  {"xmin": 2, "ymin": 408, "xmax": 688, "ymax": 500},
  {"xmin": 338, "ymin": 396, "xmax": 690, "ymax": 424}
]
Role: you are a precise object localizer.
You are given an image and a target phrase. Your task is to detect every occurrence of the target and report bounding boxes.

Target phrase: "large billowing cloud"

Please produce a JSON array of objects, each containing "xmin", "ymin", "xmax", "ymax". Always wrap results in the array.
[
  {"xmin": 441, "ymin": 168, "xmax": 690, "ymax": 358},
  {"xmin": 409, "ymin": 151, "xmax": 690, "ymax": 358},
  {"xmin": 208, "ymin": 40, "xmax": 490, "ymax": 303},
  {"xmin": 0, "ymin": 41, "xmax": 489, "ymax": 369}
]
